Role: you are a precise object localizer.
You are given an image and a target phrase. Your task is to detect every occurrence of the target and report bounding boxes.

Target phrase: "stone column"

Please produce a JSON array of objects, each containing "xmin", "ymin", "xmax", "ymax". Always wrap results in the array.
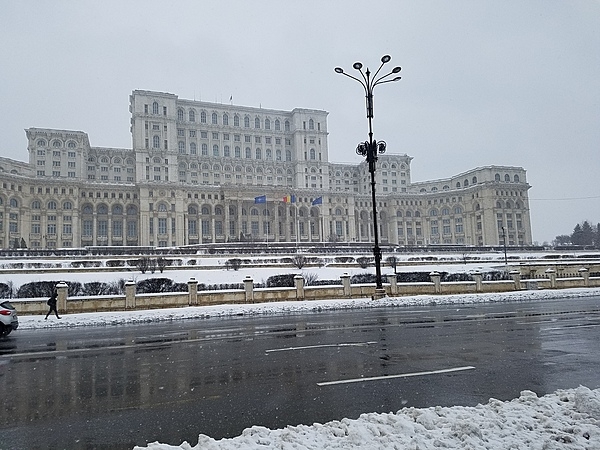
[
  {"xmin": 341, "ymin": 273, "xmax": 351, "ymax": 297},
  {"xmin": 509, "ymin": 270, "xmax": 522, "ymax": 291},
  {"xmin": 188, "ymin": 277, "xmax": 198, "ymax": 305},
  {"xmin": 430, "ymin": 271, "xmax": 441, "ymax": 294},
  {"xmin": 386, "ymin": 274, "xmax": 397, "ymax": 296},
  {"xmin": 244, "ymin": 276, "xmax": 254, "ymax": 303},
  {"xmin": 579, "ymin": 268, "xmax": 590, "ymax": 287},
  {"xmin": 125, "ymin": 280, "xmax": 136, "ymax": 309},
  {"xmin": 546, "ymin": 268, "xmax": 557, "ymax": 289},
  {"xmin": 472, "ymin": 271, "xmax": 483, "ymax": 292},
  {"xmin": 294, "ymin": 275, "xmax": 305, "ymax": 300},
  {"xmin": 56, "ymin": 282, "xmax": 68, "ymax": 314}
]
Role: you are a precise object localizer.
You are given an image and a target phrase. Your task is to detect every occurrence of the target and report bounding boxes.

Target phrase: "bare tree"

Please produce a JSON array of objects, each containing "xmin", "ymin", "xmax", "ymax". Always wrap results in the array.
[
  {"xmin": 156, "ymin": 257, "xmax": 169, "ymax": 273},
  {"xmin": 292, "ymin": 255, "xmax": 307, "ymax": 269}
]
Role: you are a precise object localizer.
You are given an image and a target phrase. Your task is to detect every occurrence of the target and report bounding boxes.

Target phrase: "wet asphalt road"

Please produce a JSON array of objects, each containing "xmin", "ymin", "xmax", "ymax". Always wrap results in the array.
[{"xmin": 1, "ymin": 296, "xmax": 600, "ymax": 449}]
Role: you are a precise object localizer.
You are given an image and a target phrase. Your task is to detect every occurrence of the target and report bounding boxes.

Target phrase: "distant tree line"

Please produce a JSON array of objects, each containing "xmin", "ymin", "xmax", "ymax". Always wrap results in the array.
[{"xmin": 554, "ymin": 221, "xmax": 599, "ymax": 247}]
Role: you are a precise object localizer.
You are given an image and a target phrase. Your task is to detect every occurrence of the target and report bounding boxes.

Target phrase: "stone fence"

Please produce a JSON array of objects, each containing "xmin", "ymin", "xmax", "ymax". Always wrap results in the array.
[{"xmin": 11, "ymin": 267, "xmax": 600, "ymax": 316}]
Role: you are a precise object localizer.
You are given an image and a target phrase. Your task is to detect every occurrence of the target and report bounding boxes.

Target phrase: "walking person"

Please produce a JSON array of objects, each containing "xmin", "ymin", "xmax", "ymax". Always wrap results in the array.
[{"xmin": 45, "ymin": 290, "xmax": 61, "ymax": 319}]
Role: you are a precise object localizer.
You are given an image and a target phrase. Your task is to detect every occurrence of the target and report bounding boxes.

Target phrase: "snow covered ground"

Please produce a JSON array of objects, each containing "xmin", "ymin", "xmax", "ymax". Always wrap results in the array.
[{"xmin": 17, "ymin": 287, "xmax": 600, "ymax": 449}]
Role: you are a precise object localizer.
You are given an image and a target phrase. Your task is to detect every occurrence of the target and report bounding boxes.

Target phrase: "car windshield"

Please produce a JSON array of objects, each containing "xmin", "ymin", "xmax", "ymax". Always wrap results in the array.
[{"xmin": 0, "ymin": 301, "xmax": 15, "ymax": 310}]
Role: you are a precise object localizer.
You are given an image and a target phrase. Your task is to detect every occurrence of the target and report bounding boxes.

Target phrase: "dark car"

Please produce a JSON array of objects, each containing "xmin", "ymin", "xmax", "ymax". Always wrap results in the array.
[{"xmin": 0, "ymin": 301, "xmax": 18, "ymax": 336}]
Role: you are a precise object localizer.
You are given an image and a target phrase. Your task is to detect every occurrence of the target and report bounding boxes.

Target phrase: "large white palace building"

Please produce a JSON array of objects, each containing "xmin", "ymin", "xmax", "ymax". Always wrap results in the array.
[{"xmin": 0, "ymin": 90, "xmax": 532, "ymax": 250}]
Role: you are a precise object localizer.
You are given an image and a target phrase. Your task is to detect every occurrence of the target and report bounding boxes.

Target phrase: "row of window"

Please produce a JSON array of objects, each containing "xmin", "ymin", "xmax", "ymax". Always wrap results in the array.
[{"xmin": 36, "ymin": 139, "xmax": 77, "ymax": 149}]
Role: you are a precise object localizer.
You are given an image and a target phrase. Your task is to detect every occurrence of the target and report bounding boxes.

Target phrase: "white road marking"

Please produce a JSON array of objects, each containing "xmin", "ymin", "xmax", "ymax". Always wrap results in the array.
[
  {"xmin": 317, "ymin": 365, "xmax": 476, "ymax": 386},
  {"xmin": 265, "ymin": 341, "xmax": 377, "ymax": 353}
]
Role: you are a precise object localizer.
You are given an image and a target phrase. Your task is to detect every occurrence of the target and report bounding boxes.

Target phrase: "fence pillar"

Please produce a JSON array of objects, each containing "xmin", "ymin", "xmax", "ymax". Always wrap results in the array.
[
  {"xmin": 579, "ymin": 268, "xmax": 590, "ymax": 287},
  {"xmin": 387, "ymin": 274, "xmax": 398, "ymax": 296},
  {"xmin": 56, "ymin": 282, "xmax": 68, "ymax": 313},
  {"xmin": 294, "ymin": 275, "xmax": 305, "ymax": 300},
  {"xmin": 244, "ymin": 276, "xmax": 254, "ymax": 303},
  {"xmin": 341, "ymin": 273, "xmax": 351, "ymax": 297},
  {"xmin": 509, "ymin": 270, "xmax": 522, "ymax": 291},
  {"xmin": 125, "ymin": 280, "xmax": 136, "ymax": 309},
  {"xmin": 472, "ymin": 271, "xmax": 483, "ymax": 292},
  {"xmin": 188, "ymin": 277, "xmax": 199, "ymax": 305},
  {"xmin": 546, "ymin": 268, "xmax": 557, "ymax": 288},
  {"xmin": 430, "ymin": 271, "xmax": 442, "ymax": 294}
]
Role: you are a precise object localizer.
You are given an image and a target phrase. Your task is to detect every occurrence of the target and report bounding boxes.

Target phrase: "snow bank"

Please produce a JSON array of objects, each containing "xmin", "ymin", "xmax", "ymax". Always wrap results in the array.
[{"xmin": 135, "ymin": 386, "xmax": 600, "ymax": 449}]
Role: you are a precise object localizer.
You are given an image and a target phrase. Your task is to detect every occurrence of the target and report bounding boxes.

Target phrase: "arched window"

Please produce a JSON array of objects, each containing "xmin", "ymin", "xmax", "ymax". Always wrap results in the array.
[
  {"xmin": 31, "ymin": 200, "xmax": 41, "ymax": 209},
  {"xmin": 200, "ymin": 111, "xmax": 207, "ymax": 123},
  {"xmin": 213, "ymin": 145, "xmax": 219, "ymax": 156},
  {"xmin": 396, "ymin": 210, "xmax": 403, "ymax": 217},
  {"xmin": 158, "ymin": 203, "xmax": 168, "ymax": 212},
  {"xmin": 286, "ymin": 150, "xmax": 292, "ymax": 161},
  {"xmin": 153, "ymin": 135, "xmax": 160, "ymax": 148},
  {"xmin": 127, "ymin": 205, "xmax": 137, "ymax": 215},
  {"xmin": 309, "ymin": 118, "xmax": 314, "ymax": 130},
  {"xmin": 245, "ymin": 147, "xmax": 252, "ymax": 158},
  {"xmin": 496, "ymin": 201, "xmax": 503, "ymax": 209},
  {"xmin": 224, "ymin": 145, "xmax": 230, "ymax": 157},
  {"xmin": 202, "ymin": 143, "xmax": 208, "ymax": 155},
  {"xmin": 235, "ymin": 146, "xmax": 241, "ymax": 158},
  {"xmin": 97, "ymin": 204, "xmax": 108, "ymax": 214},
  {"xmin": 251, "ymin": 208, "xmax": 259, "ymax": 216},
  {"xmin": 310, "ymin": 148, "xmax": 316, "ymax": 160},
  {"xmin": 212, "ymin": 112, "xmax": 218, "ymax": 124},
  {"xmin": 47, "ymin": 201, "xmax": 57, "ymax": 210},
  {"xmin": 255, "ymin": 117, "xmax": 260, "ymax": 129},
  {"xmin": 265, "ymin": 118, "xmax": 270, "ymax": 130},
  {"xmin": 188, "ymin": 205, "xmax": 198, "ymax": 215},
  {"xmin": 37, "ymin": 139, "xmax": 46, "ymax": 147},
  {"xmin": 178, "ymin": 141, "xmax": 185, "ymax": 153},
  {"xmin": 475, "ymin": 203, "xmax": 481, "ymax": 211},
  {"xmin": 265, "ymin": 149, "xmax": 272, "ymax": 160},
  {"xmin": 215, "ymin": 206, "xmax": 223, "ymax": 215},
  {"xmin": 406, "ymin": 211, "xmax": 412, "ymax": 217},
  {"xmin": 244, "ymin": 117, "xmax": 250, "ymax": 128},
  {"xmin": 443, "ymin": 185, "xmax": 450, "ymax": 191},
  {"xmin": 454, "ymin": 206, "xmax": 463, "ymax": 214},
  {"xmin": 223, "ymin": 114, "xmax": 229, "ymax": 125},
  {"xmin": 152, "ymin": 102, "xmax": 159, "ymax": 114},
  {"xmin": 52, "ymin": 140, "xmax": 62, "ymax": 148},
  {"xmin": 284, "ymin": 120, "xmax": 290, "ymax": 131},
  {"xmin": 112, "ymin": 204, "xmax": 123, "ymax": 215},
  {"xmin": 276, "ymin": 149, "xmax": 282, "ymax": 161},
  {"xmin": 153, "ymin": 157, "xmax": 161, "ymax": 164},
  {"xmin": 177, "ymin": 109, "xmax": 184, "ymax": 121},
  {"xmin": 472, "ymin": 176, "xmax": 477, "ymax": 184},
  {"xmin": 429, "ymin": 209, "xmax": 438, "ymax": 216},
  {"xmin": 190, "ymin": 142, "xmax": 197, "ymax": 154},
  {"xmin": 505, "ymin": 174, "xmax": 510, "ymax": 182},
  {"xmin": 464, "ymin": 179, "xmax": 469, "ymax": 187},
  {"xmin": 83, "ymin": 204, "xmax": 93, "ymax": 214},
  {"xmin": 415, "ymin": 211, "xmax": 421, "ymax": 217},
  {"xmin": 495, "ymin": 173, "xmax": 501, "ymax": 181},
  {"xmin": 67, "ymin": 141, "xmax": 76, "ymax": 149},
  {"xmin": 275, "ymin": 119, "xmax": 280, "ymax": 131},
  {"xmin": 189, "ymin": 110, "xmax": 196, "ymax": 122},
  {"xmin": 255, "ymin": 148, "xmax": 262, "ymax": 159},
  {"xmin": 456, "ymin": 182, "xmax": 461, "ymax": 188},
  {"xmin": 514, "ymin": 174, "xmax": 520, "ymax": 182},
  {"xmin": 234, "ymin": 115, "xmax": 239, "ymax": 127},
  {"xmin": 442, "ymin": 208, "xmax": 449, "ymax": 216}
]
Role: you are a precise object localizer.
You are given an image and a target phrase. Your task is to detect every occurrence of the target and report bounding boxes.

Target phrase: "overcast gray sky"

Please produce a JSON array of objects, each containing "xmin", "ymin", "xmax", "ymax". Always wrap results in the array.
[{"xmin": 1, "ymin": 0, "xmax": 598, "ymax": 244}]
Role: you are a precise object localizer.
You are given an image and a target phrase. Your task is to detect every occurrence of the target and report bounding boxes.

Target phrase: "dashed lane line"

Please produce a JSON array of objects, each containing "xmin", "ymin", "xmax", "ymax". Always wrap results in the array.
[{"xmin": 317, "ymin": 365, "xmax": 476, "ymax": 386}]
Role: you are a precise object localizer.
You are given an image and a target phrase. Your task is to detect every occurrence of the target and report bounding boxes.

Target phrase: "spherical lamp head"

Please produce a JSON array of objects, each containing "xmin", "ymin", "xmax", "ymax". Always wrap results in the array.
[
  {"xmin": 392, "ymin": 66, "xmax": 401, "ymax": 73},
  {"xmin": 334, "ymin": 67, "xmax": 344, "ymax": 74},
  {"xmin": 381, "ymin": 55, "xmax": 391, "ymax": 63},
  {"xmin": 353, "ymin": 62, "xmax": 363, "ymax": 70}
]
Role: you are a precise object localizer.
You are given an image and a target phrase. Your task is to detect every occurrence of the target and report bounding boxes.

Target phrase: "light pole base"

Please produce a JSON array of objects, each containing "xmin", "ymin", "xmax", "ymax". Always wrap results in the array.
[{"xmin": 372, "ymin": 288, "xmax": 387, "ymax": 300}]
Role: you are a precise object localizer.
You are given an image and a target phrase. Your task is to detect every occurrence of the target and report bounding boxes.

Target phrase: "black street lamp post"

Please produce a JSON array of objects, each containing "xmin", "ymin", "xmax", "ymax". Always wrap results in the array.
[{"xmin": 335, "ymin": 55, "xmax": 401, "ymax": 293}]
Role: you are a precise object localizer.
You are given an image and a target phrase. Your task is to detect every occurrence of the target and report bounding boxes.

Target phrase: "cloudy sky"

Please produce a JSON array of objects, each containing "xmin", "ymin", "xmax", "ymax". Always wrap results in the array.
[{"xmin": 1, "ymin": 0, "xmax": 598, "ymax": 244}]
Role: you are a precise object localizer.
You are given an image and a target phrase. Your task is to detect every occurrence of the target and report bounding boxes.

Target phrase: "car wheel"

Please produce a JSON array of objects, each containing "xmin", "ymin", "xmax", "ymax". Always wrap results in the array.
[{"xmin": 0, "ymin": 324, "xmax": 9, "ymax": 337}]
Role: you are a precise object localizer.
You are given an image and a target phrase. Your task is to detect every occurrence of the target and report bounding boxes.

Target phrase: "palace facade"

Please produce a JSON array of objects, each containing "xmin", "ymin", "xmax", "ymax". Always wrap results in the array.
[{"xmin": 0, "ymin": 90, "xmax": 532, "ymax": 250}]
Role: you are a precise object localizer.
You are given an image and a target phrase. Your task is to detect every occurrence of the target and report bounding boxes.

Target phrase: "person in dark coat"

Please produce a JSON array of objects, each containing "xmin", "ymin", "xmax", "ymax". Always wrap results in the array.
[{"xmin": 45, "ymin": 290, "xmax": 60, "ymax": 319}]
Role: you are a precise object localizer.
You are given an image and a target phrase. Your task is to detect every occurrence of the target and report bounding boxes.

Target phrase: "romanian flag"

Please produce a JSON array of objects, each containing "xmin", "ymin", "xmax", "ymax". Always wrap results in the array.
[{"xmin": 283, "ymin": 194, "xmax": 296, "ymax": 203}]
